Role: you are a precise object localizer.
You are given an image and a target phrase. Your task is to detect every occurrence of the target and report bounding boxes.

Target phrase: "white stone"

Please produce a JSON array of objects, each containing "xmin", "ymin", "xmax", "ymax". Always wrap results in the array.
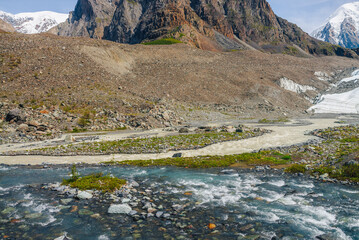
[
  {"xmin": 76, "ymin": 191, "xmax": 93, "ymax": 200},
  {"xmin": 108, "ymin": 204, "xmax": 132, "ymax": 214}
]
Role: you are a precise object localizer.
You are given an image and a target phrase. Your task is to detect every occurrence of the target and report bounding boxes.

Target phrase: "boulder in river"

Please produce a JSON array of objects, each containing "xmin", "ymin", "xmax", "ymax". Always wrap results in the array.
[
  {"xmin": 108, "ymin": 204, "xmax": 132, "ymax": 214},
  {"xmin": 76, "ymin": 191, "xmax": 93, "ymax": 200}
]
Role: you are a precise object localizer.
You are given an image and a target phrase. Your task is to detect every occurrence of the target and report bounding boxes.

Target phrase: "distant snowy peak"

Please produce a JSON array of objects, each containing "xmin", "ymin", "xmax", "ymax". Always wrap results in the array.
[
  {"xmin": 311, "ymin": 2, "xmax": 359, "ymax": 49},
  {"xmin": 0, "ymin": 10, "xmax": 68, "ymax": 34}
]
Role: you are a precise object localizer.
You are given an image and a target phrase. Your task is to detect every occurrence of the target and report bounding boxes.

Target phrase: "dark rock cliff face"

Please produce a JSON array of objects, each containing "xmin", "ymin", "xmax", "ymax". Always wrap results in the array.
[
  {"xmin": 57, "ymin": 0, "xmax": 357, "ymax": 57},
  {"xmin": 56, "ymin": 0, "xmax": 119, "ymax": 39}
]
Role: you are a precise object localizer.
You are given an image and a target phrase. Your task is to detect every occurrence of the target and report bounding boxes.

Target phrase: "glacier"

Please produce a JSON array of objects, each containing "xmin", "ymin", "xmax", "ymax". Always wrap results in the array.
[
  {"xmin": 0, "ymin": 10, "xmax": 68, "ymax": 34},
  {"xmin": 308, "ymin": 70, "xmax": 359, "ymax": 114}
]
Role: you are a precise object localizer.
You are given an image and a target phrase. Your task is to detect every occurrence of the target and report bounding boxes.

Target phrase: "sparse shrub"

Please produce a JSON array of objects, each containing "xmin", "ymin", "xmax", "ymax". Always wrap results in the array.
[
  {"xmin": 142, "ymin": 38, "xmax": 182, "ymax": 45},
  {"xmin": 78, "ymin": 111, "xmax": 91, "ymax": 127}
]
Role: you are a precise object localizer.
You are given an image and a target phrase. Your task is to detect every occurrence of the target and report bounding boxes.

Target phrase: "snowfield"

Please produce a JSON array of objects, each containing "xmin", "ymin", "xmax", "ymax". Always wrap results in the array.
[
  {"xmin": 311, "ymin": 2, "xmax": 359, "ymax": 47},
  {"xmin": 0, "ymin": 10, "xmax": 68, "ymax": 34},
  {"xmin": 279, "ymin": 77, "xmax": 316, "ymax": 94},
  {"xmin": 309, "ymin": 69, "xmax": 359, "ymax": 114}
]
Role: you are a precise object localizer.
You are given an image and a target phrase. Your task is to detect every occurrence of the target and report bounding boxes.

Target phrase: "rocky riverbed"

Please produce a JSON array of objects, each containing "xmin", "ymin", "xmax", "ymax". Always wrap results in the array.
[
  {"xmin": 12, "ymin": 126, "xmax": 268, "ymax": 156},
  {"xmin": 0, "ymin": 165, "xmax": 358, "ymax": 240}
]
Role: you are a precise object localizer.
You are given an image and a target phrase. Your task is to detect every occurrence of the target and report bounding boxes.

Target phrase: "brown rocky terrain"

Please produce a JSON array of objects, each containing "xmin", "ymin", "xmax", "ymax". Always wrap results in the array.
[
  {"xmin": 54, "ymin": 0, "xmax": 357, "ymax": 57},
  {"xmin": 0, "ymin": 19, "xmax": 15, "ymax": 33},
  {"xmin": 1, "ymin": 32, "xmax": 359, "ymax": 143}
]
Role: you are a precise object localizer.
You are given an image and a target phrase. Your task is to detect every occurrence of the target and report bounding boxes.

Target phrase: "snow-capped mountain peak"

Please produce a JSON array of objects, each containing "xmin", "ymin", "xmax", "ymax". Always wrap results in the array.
[
  {"xmin": 311, "ymin": 2, "xmax": 359, "ymax": 49},
  {"xmin": 0, "ymin": 10, "xmax": 68, "ymax": 34}
]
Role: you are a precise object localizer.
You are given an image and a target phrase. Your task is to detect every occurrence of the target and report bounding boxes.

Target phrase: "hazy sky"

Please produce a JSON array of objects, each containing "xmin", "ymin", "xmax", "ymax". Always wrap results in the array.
[{"xmin": 0, "ymin": 0, "xmax": 357, "ymax": 33}]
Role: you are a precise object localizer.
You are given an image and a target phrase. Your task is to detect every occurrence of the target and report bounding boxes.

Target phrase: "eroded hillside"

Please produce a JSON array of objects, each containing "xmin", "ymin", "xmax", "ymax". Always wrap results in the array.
[{"xmin": 1, "ymin": 32, "xmax": 359, "ymax": 142}]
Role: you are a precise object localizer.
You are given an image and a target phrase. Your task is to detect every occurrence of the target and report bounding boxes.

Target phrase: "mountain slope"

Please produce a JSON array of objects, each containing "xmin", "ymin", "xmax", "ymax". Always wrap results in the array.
[
  {"xmin": 312, "ymin": 2, "xmax": 359, "ymax": 49},
  {"xmin": 0, "ymin": 19, "xmax": 15, "ymax": 32},
  {"xmin": 1, "ymin": 32, "xmax": 359, "ymax": 122},
  {"xmin": 55, "ymin": 0, "xmax": 357, "ymax": 57},
  {"xmin": 0, "ymin": 10, "xmax": 68, "ymax": 34}
]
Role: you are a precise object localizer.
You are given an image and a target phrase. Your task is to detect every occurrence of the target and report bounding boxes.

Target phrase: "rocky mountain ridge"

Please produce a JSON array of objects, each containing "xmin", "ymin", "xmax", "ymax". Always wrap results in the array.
[
  {"xmin": 0, "ymin": 19, "xmax": 15, "ymax": 32},
  {"xmin": 312, "ymin": 2, "xmax": 359, "ymax": 49},
  {"xmin": 0, "ymin": 10, "xmax": 68, "ymax": 34},
  {"xmin": 55, "ymin": 0, "xmax": 357, "ymax": 57}
]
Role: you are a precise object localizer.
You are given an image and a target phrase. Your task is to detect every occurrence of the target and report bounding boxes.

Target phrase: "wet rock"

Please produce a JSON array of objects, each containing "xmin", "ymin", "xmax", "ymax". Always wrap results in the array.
[
  {"xmin": 239, "ymin": 224, "xmax": 254, "ymax": 232},
  {"xmin": 320, "ymin": 173, "xmax": 329, "ymax": 180},
  {"xmin": 90, "ymin": 213, "xmax": 101, "ymax": 219},
  {"xmin": 147, "ymin": 208, "xmax": 157, "ymax": 213},
  {"xmin": 60, "ymin": 199, "xmax": 73, "ymax": 205},
  {"xmin": 79, "ymin": 209, "xmax": 94, "ymax": 215},
  {"xmin": 172, "ymin": 153, "xmax": 182, "ymax": 158},
  {"xmin": 316, "ymin": 233, "xmax": 336, "ymax": 240},
  {"xmin": 76, "ymin": 191, "xmax": 93, "ymax": 200},
  {"xmin": 25, "ymin": 213, "xmax": 42, "ymax": 219},
  {"xmin": 1, "ymin": 207, "xmax": 15, "ymax": 215},
  {"xmin": 108, "ymin": 204, "xmax": 132, "ymax": 214},
  {"xmin": 128, "ymin": 210, "xmax": 138, "ymax": 216},
  {"xmin": 156, "ymin": 211, "xmax": 164, "ymax": 218},
  {"xmin": 54, "ymin": 232, "xmax": 72, "ymax": 240},
  {"xmin": 129, "ymin": 180, "xmax": 139, "ymax": 187}
]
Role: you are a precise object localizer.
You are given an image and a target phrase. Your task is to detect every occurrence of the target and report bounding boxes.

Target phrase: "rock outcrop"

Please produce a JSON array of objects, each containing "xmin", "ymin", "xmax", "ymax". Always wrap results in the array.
[
  {"xmin": 55, "ymin": 0, "xmax": 119, "ymax": 39},
  {"xmin": 56, "ymin": 0, "xmax": 357, "ymax": 56}
]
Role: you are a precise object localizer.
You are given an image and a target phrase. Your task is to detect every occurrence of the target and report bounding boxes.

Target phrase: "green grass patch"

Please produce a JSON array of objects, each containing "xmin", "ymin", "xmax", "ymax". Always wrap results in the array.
[
  {"xmin": 69, "ymin": 127, "xmax": 88, "ymax": 133},
  {"xmin": 258, "ymin": 118, "xmax": 289, "ymax": 124},
  {"xmin": 30, "ymin": 130, "xmax": 262, "ymax": 155},
  {"xmin": 107, "ymin": 152, "xmax": 291, "ymax": 168},
  {"xmin": 62, "ymin": 165, "xmax": 126, "ymax": 192},
  {"xmin": 142, "ymin": 38, "xmax": 182, "ymax": 45}
]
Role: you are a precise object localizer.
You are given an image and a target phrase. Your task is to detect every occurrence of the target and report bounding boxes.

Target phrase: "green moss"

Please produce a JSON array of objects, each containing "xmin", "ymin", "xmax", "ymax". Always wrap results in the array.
[
  {"xmin": 142, "ymin": 38, "xmax": 182, "ymax": 45},
  {"xmin": 285, "ymin": 164, "xmax": 306, "ymax": 174},
  {"xmin": 62, "ymin": 166, "xmax": 126, "ymax": 193}
]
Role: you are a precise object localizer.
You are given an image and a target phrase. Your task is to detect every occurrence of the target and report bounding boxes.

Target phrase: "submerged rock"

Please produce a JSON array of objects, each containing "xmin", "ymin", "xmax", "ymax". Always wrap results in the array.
[
  {"xmin": 108, "ymin": 204, "xmax": 132, "ymax": 214},
  {"xmin": 60, "ymin": 198, "xmax": 73, "ymax": 205},
  {"xmin": 316, "ymin": 233, "xmax": 336, "ymax": 240}
]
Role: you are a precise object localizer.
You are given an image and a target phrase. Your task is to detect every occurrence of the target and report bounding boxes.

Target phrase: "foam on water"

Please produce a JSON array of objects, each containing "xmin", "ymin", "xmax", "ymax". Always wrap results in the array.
[
  {"xmin": 341, "ymin": 189, "xmax": 359, "ymax": 194},
  {"xmin": 98, "ymin": 235, "xmax": 110, "ymax": 240},
  {"xmin": 0, "ymin": 184, "xmax": 25, "ymax": 192},
  {"xmin": 37, "ymin": 215, "xmax": 57, "ymax": 226},
  {"xmin": 290, "ymin": 181, "xmax": 315, "ymax": 189},
  {"xmin": 267, "ymin": 180, "xmax": 285, "ymax": 187}
]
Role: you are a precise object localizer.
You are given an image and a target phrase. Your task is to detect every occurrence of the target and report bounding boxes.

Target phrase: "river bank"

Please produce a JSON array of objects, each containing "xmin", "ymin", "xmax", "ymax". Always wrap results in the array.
[{"xmin": 0, "ymin": 117, "xmax": 354, "ymax": 165}]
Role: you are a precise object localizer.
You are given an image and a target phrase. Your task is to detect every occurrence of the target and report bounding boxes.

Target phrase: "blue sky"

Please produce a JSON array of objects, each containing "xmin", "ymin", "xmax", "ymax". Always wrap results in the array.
[{"xmin": 0, "ymin": 0, "xmax": 356, "ymax": 33}]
